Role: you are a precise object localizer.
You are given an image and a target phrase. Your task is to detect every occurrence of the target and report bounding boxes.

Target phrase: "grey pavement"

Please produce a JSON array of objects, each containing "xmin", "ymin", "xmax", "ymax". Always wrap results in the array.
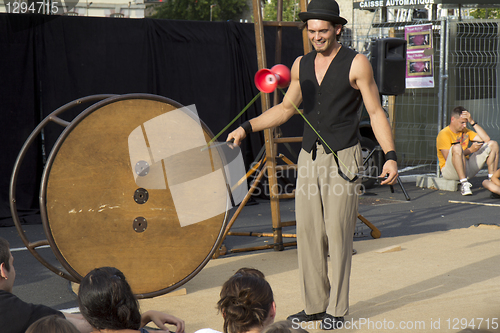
[{"xmin": 1, "ymin": 174, "xmax": 499, "ymax": 312}]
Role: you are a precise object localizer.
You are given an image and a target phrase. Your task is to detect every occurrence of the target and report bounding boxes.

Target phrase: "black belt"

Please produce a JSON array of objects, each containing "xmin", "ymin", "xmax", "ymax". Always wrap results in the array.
[
  {"xmin": 312, "ymin": 140, "xmax": 319, "ymax": 160},
  {"xmin": 311, "ymin": 139, "xmax": 358, "ymax": 183}
]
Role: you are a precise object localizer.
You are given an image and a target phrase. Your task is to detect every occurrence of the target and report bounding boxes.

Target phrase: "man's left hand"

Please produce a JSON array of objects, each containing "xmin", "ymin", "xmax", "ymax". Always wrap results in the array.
[{"xmin": 380, "ymin": 160, "xmax": 398, "ymax": 185}]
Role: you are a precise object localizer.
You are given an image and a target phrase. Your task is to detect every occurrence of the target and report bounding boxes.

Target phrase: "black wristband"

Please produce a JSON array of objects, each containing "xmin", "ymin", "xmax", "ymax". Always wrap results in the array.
[
  {"xmin": 471, "ymin": 121, "xmax": 477, "ymax": 126},
  {"xmin": 241, "ymin": 121, "xmax": 253, "ymax": 136},
  {"xmin": 385, "ymin": 150, "xmax": 397, "ymax": 162}
]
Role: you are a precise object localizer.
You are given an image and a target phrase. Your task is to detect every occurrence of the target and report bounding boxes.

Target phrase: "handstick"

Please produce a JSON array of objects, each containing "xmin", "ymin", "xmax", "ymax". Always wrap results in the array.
[
  {"xmin": 200, "ymin": 139, "xmax": 235, "ymax": 152},
  {"xmin": 204, "ymin": 65, "xmax": 290, "ymax": 149}
]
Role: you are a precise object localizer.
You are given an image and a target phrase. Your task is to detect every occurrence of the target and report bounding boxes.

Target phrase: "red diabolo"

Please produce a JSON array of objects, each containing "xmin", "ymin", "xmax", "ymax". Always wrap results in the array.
[
  {"xmin": 254, "ymin": 64, "xmax": 291, "ymax": 93},
  {"xmin": 254, "ymin": 68, "xmax": 277, "ymax": 93},
  {"xmin": 271, "ymin": 64, "xmax": 291, "ymax": 88}
]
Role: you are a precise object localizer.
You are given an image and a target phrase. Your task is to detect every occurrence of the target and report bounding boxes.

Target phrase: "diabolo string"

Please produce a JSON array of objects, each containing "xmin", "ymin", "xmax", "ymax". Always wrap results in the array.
[{"xmin": 279, "ymin": 88, "xmax": 357, "ymax": 178}]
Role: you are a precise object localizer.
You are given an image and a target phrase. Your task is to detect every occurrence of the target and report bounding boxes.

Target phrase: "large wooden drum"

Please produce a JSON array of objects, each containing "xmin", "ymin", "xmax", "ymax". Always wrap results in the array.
[{"xmin": 39, "ymin": 94, "xmax": 230, "ymax": 297}]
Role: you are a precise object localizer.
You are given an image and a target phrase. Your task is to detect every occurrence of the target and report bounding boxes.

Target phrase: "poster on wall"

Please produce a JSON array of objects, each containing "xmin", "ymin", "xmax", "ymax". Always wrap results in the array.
[{"xmin": 405, "ymin": 24, "xmax": 434, "ymax": 89}]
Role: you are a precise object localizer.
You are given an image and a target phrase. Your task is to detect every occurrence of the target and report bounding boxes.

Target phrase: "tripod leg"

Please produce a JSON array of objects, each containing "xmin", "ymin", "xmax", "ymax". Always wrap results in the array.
[
  {"xmin": 357, "ymin": 214, "xmax": 381, "ymax": 239},
  {"xmin": 213, "ymin": 165, "xmax": 267, "ymax": 259},
  {"xmin": 397, "ymin": 176, "xmax": 411, "ymax": 201}
]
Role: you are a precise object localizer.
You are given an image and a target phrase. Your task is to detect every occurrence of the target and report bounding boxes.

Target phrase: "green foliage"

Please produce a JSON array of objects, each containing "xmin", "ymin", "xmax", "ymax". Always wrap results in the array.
[
  {"xmin": 263, "ymin": 0, "xmax": 300, "ymax": 22},
  {"xmin": 217, "ymin": 0, "xmax": 248, "ymax": 21},
  {"xmin": 151, "ymin": 0, "xmax": 248, "ymax": 21},
  {"xmin": 469, "ymin": 8, "xmax": 500, "ymax": 19}
]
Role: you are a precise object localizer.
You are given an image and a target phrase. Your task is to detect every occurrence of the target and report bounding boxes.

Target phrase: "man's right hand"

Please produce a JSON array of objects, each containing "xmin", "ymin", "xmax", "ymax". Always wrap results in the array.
[
  {"xmin": 470, "ymin": 141, "xmax": 484, "ymax": 153},
  {"xmin": 379, "ymin": 160, "xmax": 398, "ymax": 185},
  {"xmin": 227, "ymin": 127, "xmax": 246, "ymax": 146}
]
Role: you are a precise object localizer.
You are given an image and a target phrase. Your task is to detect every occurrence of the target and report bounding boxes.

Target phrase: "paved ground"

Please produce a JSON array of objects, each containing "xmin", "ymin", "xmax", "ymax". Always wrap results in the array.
[{"xmin": 2, "ymin": 174, "xmax": 499, "ymax": 312}]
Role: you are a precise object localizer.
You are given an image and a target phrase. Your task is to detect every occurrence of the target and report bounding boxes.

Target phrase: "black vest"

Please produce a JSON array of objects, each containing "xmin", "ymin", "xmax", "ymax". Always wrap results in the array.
[{"xmin": 299, "ymin": 47, "xmax": 362, "ymax": 153}]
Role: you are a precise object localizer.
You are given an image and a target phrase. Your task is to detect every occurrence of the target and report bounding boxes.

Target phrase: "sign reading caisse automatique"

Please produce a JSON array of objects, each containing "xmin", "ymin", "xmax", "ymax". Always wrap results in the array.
[{"xmin": 354, "ymin": 0, "xmax": 434, "ymax": 10}]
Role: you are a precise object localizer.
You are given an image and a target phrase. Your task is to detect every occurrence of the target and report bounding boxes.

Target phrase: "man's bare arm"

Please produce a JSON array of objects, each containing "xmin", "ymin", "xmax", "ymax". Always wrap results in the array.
[
  {"xmin": 351, "ymin": 54, "xmax": 398, "ymax": 185},
  {"xmin": 462, "ymin": 110, "xmax": 491, "ymax": 142}
]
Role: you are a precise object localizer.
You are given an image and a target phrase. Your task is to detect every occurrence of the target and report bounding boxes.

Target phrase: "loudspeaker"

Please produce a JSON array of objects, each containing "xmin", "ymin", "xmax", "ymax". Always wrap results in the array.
[{"xmin": 370, "ymin": 38, "xmax": 407, "ymax": 96}]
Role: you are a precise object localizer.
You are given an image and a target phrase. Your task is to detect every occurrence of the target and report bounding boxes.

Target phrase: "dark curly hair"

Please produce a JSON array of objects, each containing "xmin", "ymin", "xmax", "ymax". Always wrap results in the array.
[
  {"xmin": 77, "ymin": 267, "xmax": 142, "ymax": 330},
  {"xmin": 233, "ymin": 267, "xmax": 266, "ymax": 279},
  {"xmin": 217, "ymin": 274, "xmax": 274, "ymax": 333}
]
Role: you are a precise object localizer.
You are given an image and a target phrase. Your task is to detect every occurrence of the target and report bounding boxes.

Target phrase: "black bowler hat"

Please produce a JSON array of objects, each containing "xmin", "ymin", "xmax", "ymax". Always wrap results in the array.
[{"xmin": 298, "ymin": 0, "xmax": 347, "ymax": 25}]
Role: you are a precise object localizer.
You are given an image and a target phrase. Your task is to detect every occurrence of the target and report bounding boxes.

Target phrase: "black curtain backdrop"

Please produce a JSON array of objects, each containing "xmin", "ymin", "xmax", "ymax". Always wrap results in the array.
[{"xmin": 0, "ymin": 13, "xmax": 305, "ymax": 226}]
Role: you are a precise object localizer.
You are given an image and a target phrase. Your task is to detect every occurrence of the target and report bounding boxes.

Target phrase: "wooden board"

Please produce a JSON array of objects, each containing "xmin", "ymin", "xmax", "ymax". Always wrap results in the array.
[{"xmin": 45, "ymin": 96, "xmax": 228, "ymax": 297}]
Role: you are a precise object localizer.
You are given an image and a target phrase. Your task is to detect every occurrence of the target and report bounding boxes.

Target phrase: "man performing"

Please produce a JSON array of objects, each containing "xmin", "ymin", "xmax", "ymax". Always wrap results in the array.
[
  {"xmin": 227, "ymin": 0, "xmax": 398, "ymax": 329},
  {"xmin": 436, "ymin": 106, "xmax": 499, "ymax": 196}
]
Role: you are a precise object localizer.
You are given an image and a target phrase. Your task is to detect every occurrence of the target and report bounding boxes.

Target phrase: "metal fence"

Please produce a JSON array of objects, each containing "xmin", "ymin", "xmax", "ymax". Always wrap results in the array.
[{"xmin": 344, "ymin": 16, "xmax": 500, "ymax": 176}]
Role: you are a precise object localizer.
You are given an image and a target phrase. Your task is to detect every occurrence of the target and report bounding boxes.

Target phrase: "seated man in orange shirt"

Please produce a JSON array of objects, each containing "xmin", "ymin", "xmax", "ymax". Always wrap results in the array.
[{"xmin": 436, "ymin": 106, "xmax": 499, "ymax": 196}]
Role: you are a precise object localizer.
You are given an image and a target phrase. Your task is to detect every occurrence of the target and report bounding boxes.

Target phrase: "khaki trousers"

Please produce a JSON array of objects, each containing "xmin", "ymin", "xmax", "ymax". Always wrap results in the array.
[
  {"xmin": 441, "ymin": 143, "xmax": 491, "ymax": 180},
  {"xmin": 295, "ymin": 142, "xmax": 361, "ymax": 317}
]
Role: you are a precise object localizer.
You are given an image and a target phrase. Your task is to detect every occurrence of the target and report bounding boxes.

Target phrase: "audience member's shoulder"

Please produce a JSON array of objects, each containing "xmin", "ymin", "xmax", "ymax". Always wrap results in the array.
[
  {"xmin": 0, "ymin": 289, "xmax": 15, "ymax": 297},
  {"xmin": 194, "ymin": 328, "xmax": 223, "ymax": 333},
  {"xmin": 0, "ymin": 289, "xmax": 31, "ymax": 307}
]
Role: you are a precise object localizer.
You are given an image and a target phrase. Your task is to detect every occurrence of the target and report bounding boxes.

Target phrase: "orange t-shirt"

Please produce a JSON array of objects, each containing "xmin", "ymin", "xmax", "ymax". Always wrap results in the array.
[{"xmin": 436, "ymin": 126, "xmax": 477, "ymax": 169}]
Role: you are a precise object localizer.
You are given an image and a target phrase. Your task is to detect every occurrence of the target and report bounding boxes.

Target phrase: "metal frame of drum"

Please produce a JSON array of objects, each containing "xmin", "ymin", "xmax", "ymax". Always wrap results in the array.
[
  {"xmin": 10, "ymin": 93, "xmax": 231, "ymax": 298},
  {"xmin": 10, "ymin": 94, "xmax": 116, "ymax": 282}
]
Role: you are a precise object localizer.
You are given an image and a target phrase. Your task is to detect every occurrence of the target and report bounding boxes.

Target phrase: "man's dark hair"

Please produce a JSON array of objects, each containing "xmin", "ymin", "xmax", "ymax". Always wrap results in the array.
[
  {"xmin": 0, "ymin": 237, "xmax": 11, "ymax": 271},
  {"xmin": 78, "ymin": 267, "xmax": 141, "ymax": 330},
  {"xmin": 451, "ymin": 106, "xmax": 466, "ymax": 120},
  {"xmin": 334, "ymin": 24, "xmax": 344, "ymax": 41}
]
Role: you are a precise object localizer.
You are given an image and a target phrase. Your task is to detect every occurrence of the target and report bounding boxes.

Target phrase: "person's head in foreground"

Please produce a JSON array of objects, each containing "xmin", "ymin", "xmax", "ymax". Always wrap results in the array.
[
  {"xmin": 26, "ymin": 315, "xmax": 80, "ymax": 333},
  {"xmin": 218, "ymin": 273, "xmax": 276, "ymax": 333},
  {"xmin": 78, "ymin": 266, "xmax": 142, "ymax": 331}
]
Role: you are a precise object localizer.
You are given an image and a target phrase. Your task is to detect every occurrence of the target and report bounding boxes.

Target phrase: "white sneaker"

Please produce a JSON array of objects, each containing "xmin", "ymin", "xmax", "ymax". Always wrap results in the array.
[{"xmin": 461, "ymin": 181, "xmax": 472, "ymax": 196}]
